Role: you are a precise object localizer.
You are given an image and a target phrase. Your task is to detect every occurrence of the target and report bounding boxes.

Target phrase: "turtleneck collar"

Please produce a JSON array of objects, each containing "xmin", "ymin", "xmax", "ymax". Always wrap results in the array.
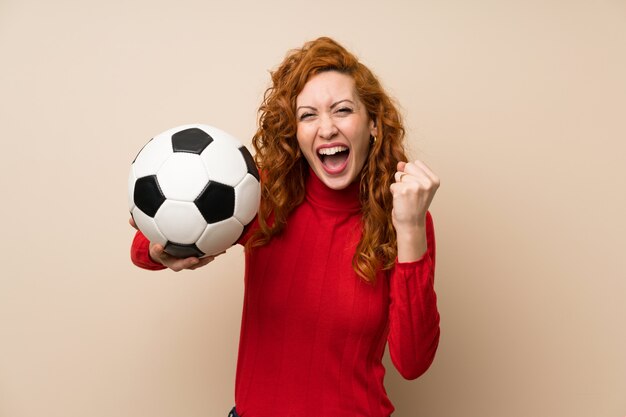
[{"xmin": 304, "ymin": 167, "xmax": 362, "ymax": 213}]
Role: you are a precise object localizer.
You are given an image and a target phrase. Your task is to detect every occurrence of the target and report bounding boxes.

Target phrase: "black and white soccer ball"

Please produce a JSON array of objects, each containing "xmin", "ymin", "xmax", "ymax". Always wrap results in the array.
[{"xmin": 128, "ymin": 124, "xmax": 260, "ymax": 258}]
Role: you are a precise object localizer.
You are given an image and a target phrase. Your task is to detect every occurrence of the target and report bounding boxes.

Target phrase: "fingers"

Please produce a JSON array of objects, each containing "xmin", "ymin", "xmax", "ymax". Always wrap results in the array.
[
  {"xmin": 188, "ymin": 251, "xmax": 226, "ymax": 270},
  {"xmin": 390, "ymin": 159, "xmax": 440, "ymax": 226},
  {"xmin": 129, "ymin": 217, "xmax": 138, "ymax": 230},
  {"xmin": 149, "ymin": 244, "xmax": 191, "ymax": 272},
  {"xmin": 394, "ymin": 171, "xmax": 413, "ymax": 183},
  {"xmin": 150, "ymin": 243, "xmax": 223, "ymax": 272},
  {"xmin": 394, "ymin": 159, "xmax": 440, "ymax": 188},
  {"xmin": 397, "ymin": 160, "xmax": 440, "ymax": 184},
  {"xmin": 188, "ymin": 255, "xmax": 215, "ymax": 270}
]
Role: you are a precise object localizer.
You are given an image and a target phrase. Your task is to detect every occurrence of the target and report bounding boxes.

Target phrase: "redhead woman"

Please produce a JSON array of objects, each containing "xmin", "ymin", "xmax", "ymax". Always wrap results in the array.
[{"xmin": 130, "ymin": 37, "xmax": 440, "ymax": 417}]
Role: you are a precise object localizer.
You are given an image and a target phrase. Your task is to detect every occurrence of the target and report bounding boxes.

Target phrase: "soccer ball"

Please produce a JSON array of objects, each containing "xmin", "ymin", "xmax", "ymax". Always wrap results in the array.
[{"xmin": 128, "ymin": 124, "xmax": 260, "ymax": 258}]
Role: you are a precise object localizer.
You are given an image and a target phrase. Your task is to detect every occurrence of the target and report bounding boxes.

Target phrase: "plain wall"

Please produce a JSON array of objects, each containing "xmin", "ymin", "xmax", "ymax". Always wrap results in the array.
[{"xmin": 1, "ymin": 0, "xmax": 625, "ymax": 416}]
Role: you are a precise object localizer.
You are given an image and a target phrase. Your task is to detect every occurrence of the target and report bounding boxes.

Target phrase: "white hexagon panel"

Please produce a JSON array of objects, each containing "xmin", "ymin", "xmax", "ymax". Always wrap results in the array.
[{"xmin": 157, "ymin": 153, "xmax": 209, "ymax": 201}]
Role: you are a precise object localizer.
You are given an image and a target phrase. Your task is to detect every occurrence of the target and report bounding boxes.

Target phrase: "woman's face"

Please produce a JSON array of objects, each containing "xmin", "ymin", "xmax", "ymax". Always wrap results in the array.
[{"xmin": 295, "ymin": 71, "xmax": 376, "ymax": 190}]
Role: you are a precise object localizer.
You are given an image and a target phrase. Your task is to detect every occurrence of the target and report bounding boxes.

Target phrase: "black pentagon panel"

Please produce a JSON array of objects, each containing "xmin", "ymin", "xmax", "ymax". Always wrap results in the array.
[
  {"xmin": 194, "ymin": 181, "xmax": 235, "ymax": 224},
  {"xmin": 172, "ymin": 128, "xmax": 213, "ymax": 154},
  {"xmin": 164, "ymin": 242, "xmax": 205, "ymax": 258},
  {"xmin": 239, "ymin": 146, "xmax": 260, "ymax": 181},
  {"xmin": 134, "ymin": 175, "xmax": 166, "ymax": 217},
  {"xmin": 132, "ymin": 138, "xmax": 153, "ymax": 163}
]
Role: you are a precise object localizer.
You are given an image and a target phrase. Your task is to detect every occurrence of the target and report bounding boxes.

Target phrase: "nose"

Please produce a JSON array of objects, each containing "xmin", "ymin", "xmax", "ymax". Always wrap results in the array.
[{"xmin": 318, "ymin": 114, "xmax": 337, "ymax": 140}]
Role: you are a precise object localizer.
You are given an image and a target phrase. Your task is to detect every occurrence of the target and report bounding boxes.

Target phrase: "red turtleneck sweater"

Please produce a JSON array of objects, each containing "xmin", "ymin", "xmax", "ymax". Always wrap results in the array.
[{"xmin": 130, "ymin": 171, "xmax": 440, "ymax": 417}]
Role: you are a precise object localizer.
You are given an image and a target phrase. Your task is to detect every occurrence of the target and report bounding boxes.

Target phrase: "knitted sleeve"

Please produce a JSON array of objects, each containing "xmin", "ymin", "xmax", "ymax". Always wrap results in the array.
[
  {"xmin": 387, "ymin": 211, "xmax": 440, "ymax": 380},
  {"xmin": 130, "ymin": 231, "xmax": 166, "ymax": 271}
]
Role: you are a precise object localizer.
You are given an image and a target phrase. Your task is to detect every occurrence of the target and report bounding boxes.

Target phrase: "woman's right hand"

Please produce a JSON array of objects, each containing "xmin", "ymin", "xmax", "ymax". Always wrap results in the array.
[
  {"xmin": 148, "ymin": 243, "xmax": 222, "ymax": 272},
  {"xmin": 130, "ymin": 217, "xmax": 222, "ymax": 272}
]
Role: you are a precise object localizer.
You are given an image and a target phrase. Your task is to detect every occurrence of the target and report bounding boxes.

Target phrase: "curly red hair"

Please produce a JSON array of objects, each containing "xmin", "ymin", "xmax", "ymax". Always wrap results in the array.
[{"xmin": 248, "ymin": 37, "xmax": 408, "ymax": 283}]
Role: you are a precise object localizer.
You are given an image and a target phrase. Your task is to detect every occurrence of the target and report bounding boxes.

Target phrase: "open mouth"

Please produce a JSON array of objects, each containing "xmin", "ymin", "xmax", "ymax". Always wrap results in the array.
[{"xmin": 317, "ymin": 145, "xmax": 350, "ymax": 171}]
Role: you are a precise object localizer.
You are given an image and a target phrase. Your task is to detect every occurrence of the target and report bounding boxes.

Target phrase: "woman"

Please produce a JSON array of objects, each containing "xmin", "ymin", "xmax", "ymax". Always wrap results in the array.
[{"xmin": 131, "ymin": 37, "xmax": 440, "ymax": 417}]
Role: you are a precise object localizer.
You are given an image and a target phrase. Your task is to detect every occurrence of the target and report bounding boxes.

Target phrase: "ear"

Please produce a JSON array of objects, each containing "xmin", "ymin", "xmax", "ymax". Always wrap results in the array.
[{"xmin": 369, "ymin": 118, "xmax": 377, "ymax": 138}]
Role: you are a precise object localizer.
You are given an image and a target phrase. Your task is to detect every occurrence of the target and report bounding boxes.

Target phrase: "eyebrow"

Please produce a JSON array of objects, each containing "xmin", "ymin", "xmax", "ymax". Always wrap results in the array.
[{"xmin": 296, "ymin": 99, "xmax": 355, "ymax": 113}]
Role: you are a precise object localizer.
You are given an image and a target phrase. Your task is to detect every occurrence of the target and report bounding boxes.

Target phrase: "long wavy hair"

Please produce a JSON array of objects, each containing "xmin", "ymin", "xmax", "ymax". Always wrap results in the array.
[{"xmin": 248, "ymin": 37, "xmax": 408, "ymax": 283}]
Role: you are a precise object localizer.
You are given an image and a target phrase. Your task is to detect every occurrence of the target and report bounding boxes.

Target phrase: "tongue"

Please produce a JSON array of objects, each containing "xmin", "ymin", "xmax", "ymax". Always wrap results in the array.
[{"xmin": 323, "ymin": 152, "xmax": 348, "ymax": 169}]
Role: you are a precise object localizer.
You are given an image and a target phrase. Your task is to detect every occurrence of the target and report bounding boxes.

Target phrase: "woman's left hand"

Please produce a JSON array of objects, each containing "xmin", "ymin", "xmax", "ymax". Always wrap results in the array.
[
  {"xmin": 390, "ymin": 160, "xmax": 440, "ymax": 261},
  {"xmin": 390, "ymin": 160, "xmax": 440, "ymax": 229}
]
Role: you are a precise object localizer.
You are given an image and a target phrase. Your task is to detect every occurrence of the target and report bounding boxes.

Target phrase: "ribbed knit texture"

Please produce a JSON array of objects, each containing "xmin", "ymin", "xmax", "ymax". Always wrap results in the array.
[{"xmin": 130, "ymin": 171, "xmax": 440, "ymax": 417}]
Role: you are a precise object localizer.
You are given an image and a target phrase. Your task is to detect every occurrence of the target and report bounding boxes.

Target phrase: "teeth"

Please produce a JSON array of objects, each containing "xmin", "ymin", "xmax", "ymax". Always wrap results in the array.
[{"xmin": 318, "ymin": 146, "xmax": 348, "ymax": 156}]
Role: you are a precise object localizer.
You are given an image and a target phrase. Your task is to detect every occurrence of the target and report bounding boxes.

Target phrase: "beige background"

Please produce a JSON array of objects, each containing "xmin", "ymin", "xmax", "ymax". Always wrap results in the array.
[{"xmin": 1, "ymin": 0, "xmax": 625, "ymax": 416}]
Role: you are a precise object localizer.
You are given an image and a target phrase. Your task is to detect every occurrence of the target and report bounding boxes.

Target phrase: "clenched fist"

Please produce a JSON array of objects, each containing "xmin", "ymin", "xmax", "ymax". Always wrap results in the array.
[{"xmin": 390, "ymin": 160, "xmax": 440, "ymax": 262}]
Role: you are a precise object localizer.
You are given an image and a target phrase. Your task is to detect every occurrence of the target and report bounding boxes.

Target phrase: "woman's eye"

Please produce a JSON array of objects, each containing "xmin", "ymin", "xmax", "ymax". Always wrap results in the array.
[
  {"xmin": 337, "ymin": 107, "xmax": 353, "ymax": 115},
  {"xmin": 299, "ymin": 113, "xmax": 314, "ymax": 120}
]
